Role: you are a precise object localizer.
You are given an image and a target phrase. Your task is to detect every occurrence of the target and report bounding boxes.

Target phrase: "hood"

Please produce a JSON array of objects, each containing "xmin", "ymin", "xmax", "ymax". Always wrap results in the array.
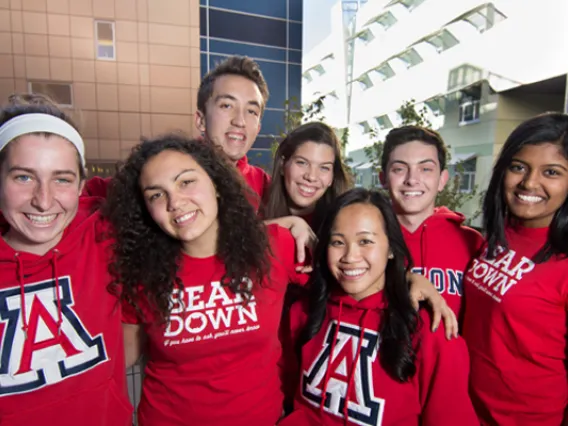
[
  {"xmin": 0, "ymin": 195, "xmax": 105, "ymax": 340},
  {"xmin": 402, "ymin": 207, "xmax": 466, "ymax": 238},
  {"xmin": 318, "ymin": 290, "xmax": 384, "ymax": 424}
]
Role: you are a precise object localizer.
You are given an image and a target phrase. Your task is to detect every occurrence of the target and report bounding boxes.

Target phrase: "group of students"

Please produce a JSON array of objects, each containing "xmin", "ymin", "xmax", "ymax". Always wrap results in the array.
[{"xmin": 0, "ymin": 54, "xmax": 565, "ymax": 426}]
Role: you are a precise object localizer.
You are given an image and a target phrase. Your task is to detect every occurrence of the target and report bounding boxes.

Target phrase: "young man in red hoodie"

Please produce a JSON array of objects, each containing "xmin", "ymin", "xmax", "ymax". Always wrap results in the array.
[{"xmin": 380, "ymin": 126, "xmax": 483, "ymax": 319}]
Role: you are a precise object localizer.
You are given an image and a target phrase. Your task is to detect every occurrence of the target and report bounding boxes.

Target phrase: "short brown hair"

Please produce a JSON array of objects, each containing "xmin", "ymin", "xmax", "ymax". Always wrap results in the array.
[
  {"xmin": 381, "ymin": 125, "xmax": 448, "ymax": 173},
  {"xmin": 197, "ymin": 56, "xmax": 270, "ymax": 114}
]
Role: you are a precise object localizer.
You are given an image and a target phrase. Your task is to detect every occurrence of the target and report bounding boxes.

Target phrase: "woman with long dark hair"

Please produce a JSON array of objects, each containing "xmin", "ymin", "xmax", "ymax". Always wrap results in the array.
[
  {"xmin": 262, "ymin": 121, "xmax": 353, "ymax": 231},
  {"xmin": 105, "ymin": 134, "xmax": 307, "ymax": 426},
  {"xmin": 280, "ymin": 188, "xmax": 476, "ymax": 425},
  {"xmin": 463, "ymin": 112, "xmax": 568, "ymax": 425}
]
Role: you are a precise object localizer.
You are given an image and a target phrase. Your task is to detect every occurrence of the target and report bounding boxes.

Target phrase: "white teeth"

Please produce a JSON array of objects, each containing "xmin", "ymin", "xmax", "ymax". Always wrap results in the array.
[
  {"xmin": 342, "ymin": 268, "xmax": 366, "ymax": 277},
  {"xmin": 174, "ymin": 211, "xmax": 196, "ymax": 224},
  {"xmin": 298, "ymin": 184, "xmax": 316, "ymax": 195},
  {"xmin": 403, "ymin": 191, "xmax": 423, "ymax": 197},
  {"xmin": 517, "ymin": 194, "xmax": 543, "ymax": 203},
  {"xmin": 228, "ymin": 134, "xmax": 244, "ymax": 141},
  {"xmin": 25, "ymin": 214, "xmax": 56, "ymax": 224}
]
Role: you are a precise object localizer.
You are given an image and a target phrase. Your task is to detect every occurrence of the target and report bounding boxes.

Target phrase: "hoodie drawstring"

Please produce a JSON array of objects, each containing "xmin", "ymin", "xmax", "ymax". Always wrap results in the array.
[
  {"xmin": 52, "ymin": 249, "xmax": 63, "ymax": 336},
  {"xmin": 15, "ymin": 253, "xmax": 28, "ymax": 340},
  {"xmin": 342, "ymin": 309, "xmax": 369, "ymax": 425},
  {"xmin": 320, "ymin": 300, "xmax": 343, "ymax": 417}
]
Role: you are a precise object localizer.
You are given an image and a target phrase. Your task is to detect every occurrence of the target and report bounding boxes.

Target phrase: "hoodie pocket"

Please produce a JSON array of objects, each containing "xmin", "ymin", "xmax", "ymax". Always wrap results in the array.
[{"xmin": 1, "ymin": 378, "xmax": 133, "ymax": 426}]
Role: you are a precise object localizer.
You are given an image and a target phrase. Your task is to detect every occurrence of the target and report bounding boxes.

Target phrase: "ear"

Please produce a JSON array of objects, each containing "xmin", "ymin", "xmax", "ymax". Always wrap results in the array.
[
  {"xmin": 195, "ymin": 110, "xmax": 206, "ymax": 134},
  {"xmin": 379, "ymin": 171, "xmax": 388, "ymax": 188},
  {"xmin": 438, "ymin": 169, "xmax": 450, "ymax": 192}
]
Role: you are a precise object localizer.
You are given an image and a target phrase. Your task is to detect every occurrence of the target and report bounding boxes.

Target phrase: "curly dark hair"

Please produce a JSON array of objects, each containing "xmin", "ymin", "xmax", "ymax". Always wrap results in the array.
[
  {"xmin": 104, "ymin": 134, "xmax": 271, "ymax": 323},
  {"xmin": 299, "ymin": 188, "xmax": 419, "ymax": 382}
]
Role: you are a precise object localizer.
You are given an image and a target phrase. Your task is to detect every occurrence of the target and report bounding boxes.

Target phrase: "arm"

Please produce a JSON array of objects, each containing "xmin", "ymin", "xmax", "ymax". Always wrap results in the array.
[
  {"xmin": 264, "ymin": 216, "xmax": 316, "ymax": 266},
  {"xmin": 408, "ymin": 272, "xmax": 458, "ymax": 339},
  {"xmin": 123, "ymin": 323, "xmax": 145, "ymax": 369}
]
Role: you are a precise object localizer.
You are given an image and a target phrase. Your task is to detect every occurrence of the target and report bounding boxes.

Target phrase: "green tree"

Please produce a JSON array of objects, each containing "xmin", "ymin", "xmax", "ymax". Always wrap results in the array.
[{"xmin": 361, "ymin": 99, "xmax": 481, "ymax": 222}]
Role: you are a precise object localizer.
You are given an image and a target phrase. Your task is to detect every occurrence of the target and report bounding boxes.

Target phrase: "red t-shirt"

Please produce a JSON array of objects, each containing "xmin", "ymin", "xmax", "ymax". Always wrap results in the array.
[
  {"xmin": 236, "ymin": 156, "xmax": 271, "ymax": 210},
  {"xmin": 0, "ymin": 197, "xmax": 132, "ymax": 426},
  {"xmin": 463, "ymin": 225, "xmax": 568, "ymax": 425},
  {"xmin": 402, "ymin": 207, "xmax": 483, "ymax": 318},
  {"xmin": 122, "ymin": 224, "xmax": 307, "ymax": 426},
  {"xmin": 280, "ymin": 291, "xmax": 477, "ymax": 426}
]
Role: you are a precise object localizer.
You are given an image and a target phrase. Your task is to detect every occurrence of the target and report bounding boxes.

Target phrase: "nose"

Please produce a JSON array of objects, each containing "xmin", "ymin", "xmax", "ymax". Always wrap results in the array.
[
  {"xmin": 341, "ymin": 243, "xmax": 361, "ymax": 263},
  {"xmin": 403, "ymin": 167, "xmax": 419, "ymax": 186},
  {"xmin": 30, "ymin": 182, "xmax": 53, "ymax": 211},
  {"xmin": 230, "ymin": 106, "xmax": 246, "ymax": 128},
  {"xmin": 303, "ymin": 164, "xmax": 317, "ymax": 182},
  {"xmin": 521, "ymin": 169, "xmax": 540, "ymax": 190},
  {"xmin": 166, "ymin": 192, "xmax": 183, "ymax": 212}
]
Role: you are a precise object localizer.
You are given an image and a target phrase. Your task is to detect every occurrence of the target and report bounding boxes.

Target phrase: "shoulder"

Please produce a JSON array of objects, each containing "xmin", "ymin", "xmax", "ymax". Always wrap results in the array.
[
  {"xmin": 416, "ymin": 308, "xmax": 468, "ymax": 356},
  {"xmin": 267, "ymin": 223, "xmax": 294, "ymax": 246}
]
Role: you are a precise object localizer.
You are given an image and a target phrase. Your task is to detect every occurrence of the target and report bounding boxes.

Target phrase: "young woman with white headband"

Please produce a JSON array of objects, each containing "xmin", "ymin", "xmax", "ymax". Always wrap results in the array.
[{"xmin": 0, "ymin": 94, "xmax": 132, "ymax": 425}]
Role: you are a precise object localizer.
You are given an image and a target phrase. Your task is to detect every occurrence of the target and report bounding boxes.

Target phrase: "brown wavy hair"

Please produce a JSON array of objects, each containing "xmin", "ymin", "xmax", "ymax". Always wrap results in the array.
[
  {"xmin": 262, "ymin": 121, "xmax": 353, "ymax": 229},
  {"xmin": 104, "ymin": 134, "xmax": 271, "ymax": 323}
]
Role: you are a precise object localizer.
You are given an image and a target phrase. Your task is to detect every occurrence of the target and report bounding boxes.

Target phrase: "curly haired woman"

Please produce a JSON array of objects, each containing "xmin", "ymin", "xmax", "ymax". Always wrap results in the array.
[{"xmin": 105, "ymin": 134, "xmax": 308, "ymax": 426}]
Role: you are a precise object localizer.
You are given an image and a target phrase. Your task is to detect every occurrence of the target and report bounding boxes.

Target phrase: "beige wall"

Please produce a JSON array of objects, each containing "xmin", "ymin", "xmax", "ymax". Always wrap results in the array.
[{"xmin": 0, "ymin": 0, "xmax": 201, "ymax": 168}]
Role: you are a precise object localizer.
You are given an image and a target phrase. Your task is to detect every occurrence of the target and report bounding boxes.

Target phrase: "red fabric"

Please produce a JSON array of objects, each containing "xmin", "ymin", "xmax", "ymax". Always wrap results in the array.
[
  {"xmin": 280, "ymin": 291, "xmax": 477, "ymax": 426},
  {"xmin": 236, "ymin": 156, "xmax": 271, "ymax": 210},
  {"xmin": 463, "ymin": 225, "xmax": 568, "ymax": 425},
  {"xmin": 122, "ymin": 224, "xmax": 308, "ymax": 426},
  {"xmin": 80, "ymin": 176, "xmax": 112, "ymax": 198},
  {"xmin": 0, "ymin": 197, "xmax": 131, "ymax": 426},
  {"xmin": 401, "ymin": 207, "xmax": 483, "ymax": 318}
]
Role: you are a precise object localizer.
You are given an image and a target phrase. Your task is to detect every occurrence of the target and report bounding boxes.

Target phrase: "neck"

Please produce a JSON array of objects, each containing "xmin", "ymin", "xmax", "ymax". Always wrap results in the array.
[
  {"xmin": 289, "ymin": 204, "xmax": 315, "ymax": 217},
  {"xmin": 396, "ymin": 206, "xmax": 435, "ymax": 233},
  {"xmin": 181, "ymin": 222, "xmax": 219, "ymax": 258},
  {"xmin": 2, "ymin": 230, "xmax": 61, "ymax": 256}
]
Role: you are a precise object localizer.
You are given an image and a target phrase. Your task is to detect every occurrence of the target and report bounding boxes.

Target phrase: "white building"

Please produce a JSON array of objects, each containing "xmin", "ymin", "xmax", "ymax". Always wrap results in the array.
[{"xmin": 302, "ymin": 0, "xmax": 568, "ymax": 224}]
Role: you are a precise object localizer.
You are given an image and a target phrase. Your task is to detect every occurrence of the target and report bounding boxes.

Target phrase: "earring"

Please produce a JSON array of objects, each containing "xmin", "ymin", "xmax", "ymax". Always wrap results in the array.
[{"xmin": 388, "ymin": 252, "xmax": 394, "ymax": 259}]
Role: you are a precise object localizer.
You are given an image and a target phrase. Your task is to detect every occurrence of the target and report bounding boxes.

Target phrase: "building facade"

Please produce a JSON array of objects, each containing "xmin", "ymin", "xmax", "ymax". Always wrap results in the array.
[
  {"xmin": 199, "ymin": 0, "xmax": 303, "ymax": 169},
  {"xmin": 0, "ymin": 0, "xmax": 203, "ymax": 177},
  {"xmin": 303, "ymin": 0, "xmax": 568, "ymax": 224}
]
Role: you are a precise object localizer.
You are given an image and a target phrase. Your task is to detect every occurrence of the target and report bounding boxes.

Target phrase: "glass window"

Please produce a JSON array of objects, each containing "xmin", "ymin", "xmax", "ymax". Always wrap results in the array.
[
  {"xmin": 425, "ymin": 29, "xmax": 459, "ymax": 53},
  {"xmin": 95, "ymin": 21, "xmax": 115, "ymax": 60},
  {"xmin": 29, "ymin": 82, "xmax": 73, "ymax": 106}
]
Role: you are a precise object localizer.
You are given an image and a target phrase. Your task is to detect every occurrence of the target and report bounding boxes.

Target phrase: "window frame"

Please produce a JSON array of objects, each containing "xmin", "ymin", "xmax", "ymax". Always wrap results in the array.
[
  {"xmin": 95, "ymin": 20, "xmax": 116, "ymax": 61},
  {"xmin": 28, "ymin": 81, "xmax": 74, "ymax": 107}
]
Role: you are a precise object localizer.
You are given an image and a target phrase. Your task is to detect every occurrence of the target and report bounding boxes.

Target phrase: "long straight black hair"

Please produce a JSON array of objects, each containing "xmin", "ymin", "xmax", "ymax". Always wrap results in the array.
[
  {"xmin": 298, "ymin": 188, "xmax": 419, "ymax": 382},
  {"xmin": 484, "ymin": 112, "xmax": 568, "ymax": 262}
]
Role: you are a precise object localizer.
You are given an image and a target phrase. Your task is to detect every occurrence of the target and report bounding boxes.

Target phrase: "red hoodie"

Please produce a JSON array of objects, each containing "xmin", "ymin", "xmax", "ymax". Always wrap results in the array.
[
  {"xmin": 280, "ymin": 290, "xmax": 477, "ymax": 426},
  {"xmin": 236, "ymin": 155, "xmax": 271, "ymax": 208},
  {"xmin": 122, "ymin": 224, "xmax": 307, "ymax": 426},
  {"xmin": 401, "ymin": 207, "xmax": 483, "ymax": 318},
  {"xmin": 463, "ymin": 225, "xmax": 568, "ymax": 425},
  {"xmin": 0, "ymin": 197, "xmax": 132, "ymax": 426}
]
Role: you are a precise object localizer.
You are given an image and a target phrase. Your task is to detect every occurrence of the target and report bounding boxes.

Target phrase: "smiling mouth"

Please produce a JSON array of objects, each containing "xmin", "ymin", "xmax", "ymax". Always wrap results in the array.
[
  {"xmin": 401, "ymin": 191, "xmax": 424, "ymax": 198},
  {"xmin": 25, "ymin": 213, "xmax": 58, "ymax": 225},
  {"xmin": 297, "ymin": 184, "xmax": 318, "ymax": 197},
  {"xmin": 515, "ymin": 193, "xmax": 545, "ymax": 204},
  {"xmin": 174, "ymin": 211, "xmax": 197, "ymax": 225},
  {"xmin": 226, "ymin": 133, "xmax": 245, "ymax": 143},
  {"xmin": 340, "ymin": 268, "xmax": 367, "ymax": 279}
]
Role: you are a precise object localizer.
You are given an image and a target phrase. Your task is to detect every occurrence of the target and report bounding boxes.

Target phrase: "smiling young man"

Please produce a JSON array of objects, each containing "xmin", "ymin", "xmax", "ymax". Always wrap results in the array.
[
  {"xmin": 380, "ymin": 126, "xmax": 483, "ymax": 318},
  {"xmin": 195, "ymin": 56, "xmax": 271, "ymax": 202},
  {"xmin": 195, "ymin": 56, "xmax": 315, "ymax": 261}
]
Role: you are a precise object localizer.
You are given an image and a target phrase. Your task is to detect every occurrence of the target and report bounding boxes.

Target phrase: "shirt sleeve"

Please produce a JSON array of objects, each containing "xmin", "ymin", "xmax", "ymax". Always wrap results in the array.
[{"xmin": 415, "ymin": 310, "xmax": 478, "ymax": 426}]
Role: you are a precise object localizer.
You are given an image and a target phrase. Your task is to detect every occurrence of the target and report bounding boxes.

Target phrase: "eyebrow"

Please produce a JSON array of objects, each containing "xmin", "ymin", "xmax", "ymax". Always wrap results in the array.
[
  {"xmin": 512, "ymin": 158, "xmax": 568, "ymax": 171},
  {"xmin": 390, "ymin": 159, "xmax": 437, "ymax": 167},
  {"xmin": 214, "ymin": 94, "xmax": 262, "ymax": 109},
  {"xmin": 293, "ymin": 155, "xmax": 334, "ymax": 165},
  {"xmin": 331, "ymin": 231, "xmax": 377, "ymax": 237},
  {"xmin": 7, "ymin": 166, "xmax": 77, "ymax": 176},
  {"xmin": 142, "ymin": 168, "xmax": 196, "ymax": 192}
]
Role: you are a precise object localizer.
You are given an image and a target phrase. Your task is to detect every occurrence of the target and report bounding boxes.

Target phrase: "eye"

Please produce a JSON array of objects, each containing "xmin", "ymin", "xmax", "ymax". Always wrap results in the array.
[
  {"xmin": 248, "ymin": 109, "xmax": 259, "ymax": 116},
  {"xmin": 359, "ymin": 239, "xmax": 374, "ymax": 245},
  {"xmin": 544, "ymin": 169, "xmax": 561, "ymax": 177},
  {"xmin": 220, "ymin": 103, "xmax": 232, "ymax": 109},
  {"xmin": 508, "ymin": 163, "xmax": 524, "ymax": 173},
  {"xmin": 391, "ymin": 167, "xmax": 404, "ymax": 174},
  {"xmin": 180, "ymin": 179, "xmax": 195, "ymax": 187},
  {"xmin": 14, "ymin": 175, "xmax": 32, "ymax": 182},
  {"xmin": 295, "ymin": 160, "xmax": 307, "ymax": 166},
  {"xmin": 422, "ymin": 167, "xmax": 433, "ymax": 172},
  {"xmin": 329, "ymin": 239, "xmax": 344, "ymax": 247},
  {"xmin": 321, "ymin": 166, "xmax": 331, "ymax": 172},
  {"xmin": 55, "ymin": 178, "xmax": 73, "ymax": 184},
  {"xmin": 148, "ymin": 192, "xmax": 163, "ymax": 202}
]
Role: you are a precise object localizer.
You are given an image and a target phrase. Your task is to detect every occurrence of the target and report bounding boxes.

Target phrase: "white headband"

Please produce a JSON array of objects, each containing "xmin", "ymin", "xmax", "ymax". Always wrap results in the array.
[{"xmin": 0, "ymin": 113, "xmax": 86, "ymax": 166}]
